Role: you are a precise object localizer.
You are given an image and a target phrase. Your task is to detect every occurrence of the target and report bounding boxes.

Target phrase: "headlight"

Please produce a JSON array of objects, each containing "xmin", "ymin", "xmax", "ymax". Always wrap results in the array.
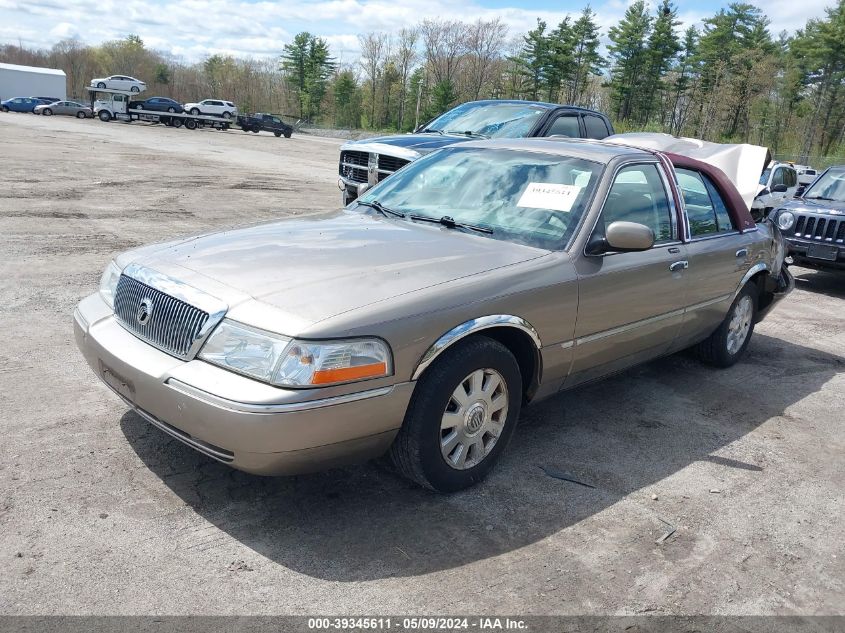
[
  {"xmin": 199, "ymin": 320, "xmax": 392, "ymax": 387},
  {"xmin": 777, "ymin": 211, "xmax": 795, "ymax": 230},
  {"xmin": 99, "ymin": 261, "xmax": 122, "ymax": 307}
]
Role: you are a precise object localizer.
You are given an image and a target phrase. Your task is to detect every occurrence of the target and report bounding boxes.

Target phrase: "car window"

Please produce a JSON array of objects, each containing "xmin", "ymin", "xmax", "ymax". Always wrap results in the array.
[
  {"xmin": 771, "ymin": 167, "xmax": 785, "ymax": 187},
  {"xmin": 676, "ymin": 168, "xmax": 735, "ymax": 236},
  {"xmin": 601, "ymin": 164, "xmax": 673, "ymax": 242},
  {"xmin": 547, "ymin": 115, "xmax": 580, "ymax": 137},
  {"xmin": 357, "ymin": 146, "xmax": 603, "ymax": 250},
  {"xmin": 271, "ymin": 117, "xmax": 281, "ymax": 124},
  {"xmin": 787, "ymin": 168, "xmax": 797, "ymax": 187},
  {"xmin": 584, "ymin": 115, "xmax": 609, "ymax": 139}
]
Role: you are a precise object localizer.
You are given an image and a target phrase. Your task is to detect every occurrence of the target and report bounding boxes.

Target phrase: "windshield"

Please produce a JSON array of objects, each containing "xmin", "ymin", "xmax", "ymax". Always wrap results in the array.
[
  {"xmin": 759, "ymin": 168, "xmax": 772, "ymax": 186},
  {"xmin": 803, "ymin": 168, "xmax": 845, "ymax": 201},
  {"xmin": 356, "ymin": 147, "xmax": 603, "ymax": 250},
  {"xmin": 423, "ymin": 102, "xmax": 549, "ymax": 139}
]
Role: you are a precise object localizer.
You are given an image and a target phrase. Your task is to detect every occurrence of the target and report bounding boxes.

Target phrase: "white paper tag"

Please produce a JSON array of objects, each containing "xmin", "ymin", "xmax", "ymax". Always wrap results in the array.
[{"xmin": 516, "ymin": 183, "xmax": 581, "ymax": 212}]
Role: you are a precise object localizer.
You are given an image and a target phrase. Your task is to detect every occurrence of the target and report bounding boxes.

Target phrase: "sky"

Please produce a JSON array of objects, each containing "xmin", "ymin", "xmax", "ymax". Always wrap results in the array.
[{"xmin": 0, "ymin": 0, "xmax": 836, "ymax": 64}]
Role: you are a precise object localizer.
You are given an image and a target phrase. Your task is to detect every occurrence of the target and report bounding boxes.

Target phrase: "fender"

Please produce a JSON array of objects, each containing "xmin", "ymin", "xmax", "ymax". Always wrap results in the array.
[
  {"xmin": 411, "ymin": 315, "xmax": 542, "ymax": 381},
  {"xmin": 734, "ymin": 261, "xmax": 769, "ymax": 297}
]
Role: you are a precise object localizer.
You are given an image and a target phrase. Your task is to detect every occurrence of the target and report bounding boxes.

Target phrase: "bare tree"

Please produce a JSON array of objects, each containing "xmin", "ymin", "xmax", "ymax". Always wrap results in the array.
[
  {"xmin": 465, "ymin": 18, "xmax": 508, "ymax": 101},
  {"xmin": 358, "ymin": 32, "xmax": 388, "ymax": 125},
  {"xmin": 420, "ymin": 19, "xmax": 468, "ymax": 89},
  {"xmin": 394, "ymin": 27, "xmax": 419, "ymax": 130}
]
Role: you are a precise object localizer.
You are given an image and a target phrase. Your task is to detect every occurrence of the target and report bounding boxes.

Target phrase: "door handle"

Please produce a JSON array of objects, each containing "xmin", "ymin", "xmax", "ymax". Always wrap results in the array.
[
  {"xmin": 669, "ymin": 260, "xmax": 689, "ymax": 272},
  {"xmin": 735, "ymin": 248, "xmax": 748, "ymax": 258}
]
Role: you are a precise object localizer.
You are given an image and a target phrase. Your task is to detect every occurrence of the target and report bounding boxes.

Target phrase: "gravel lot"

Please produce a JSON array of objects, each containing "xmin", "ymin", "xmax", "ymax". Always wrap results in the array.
[{"xmin": 1, "ymin": 113, "xmax": 843, "ymax": 616}]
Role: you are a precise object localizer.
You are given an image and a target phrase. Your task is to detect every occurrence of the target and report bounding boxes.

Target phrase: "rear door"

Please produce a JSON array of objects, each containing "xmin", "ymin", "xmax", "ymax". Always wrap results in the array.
[
  {"xmin": 673, "ymin": 167, "xmax": 754, "ymax": 350},
  {"xmin": 567, "ymin": 161, "xmax": 689, "ymax": 387}
]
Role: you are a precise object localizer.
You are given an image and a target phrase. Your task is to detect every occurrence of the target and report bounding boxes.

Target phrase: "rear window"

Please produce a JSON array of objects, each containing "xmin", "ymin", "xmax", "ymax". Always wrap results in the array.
[{"xmin": 584, "ymin": 115, "xmax": 609, "ymax": 139}]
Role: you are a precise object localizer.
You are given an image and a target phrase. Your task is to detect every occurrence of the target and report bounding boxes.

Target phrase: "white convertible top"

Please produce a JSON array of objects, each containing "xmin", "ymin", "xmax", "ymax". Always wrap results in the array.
[{"xmin": 603, "ymin": 133, "xmax": 771, "ymax": 211}]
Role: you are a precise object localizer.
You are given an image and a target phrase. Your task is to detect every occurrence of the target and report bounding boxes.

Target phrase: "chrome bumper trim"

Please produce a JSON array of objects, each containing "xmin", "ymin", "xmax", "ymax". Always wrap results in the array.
[{"xmin": 165, "ymin": 379, "xmax": 396, "ymax": 414}]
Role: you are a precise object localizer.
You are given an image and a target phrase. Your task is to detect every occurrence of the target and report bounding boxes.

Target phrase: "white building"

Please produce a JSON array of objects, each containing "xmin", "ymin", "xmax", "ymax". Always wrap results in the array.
[{"xmin": 0, "ymin": 62, "xmax": 67, "ymax": 101}]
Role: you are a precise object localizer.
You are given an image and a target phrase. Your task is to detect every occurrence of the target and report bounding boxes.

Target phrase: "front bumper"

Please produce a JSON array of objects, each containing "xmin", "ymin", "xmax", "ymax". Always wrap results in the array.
[
  {"xmin": 74, "ymin": 293, "xmax": 413, "ymax": 475},
  {"xmin": 785, "ymin": 237, "xmax": 845, "ymax": 269}
]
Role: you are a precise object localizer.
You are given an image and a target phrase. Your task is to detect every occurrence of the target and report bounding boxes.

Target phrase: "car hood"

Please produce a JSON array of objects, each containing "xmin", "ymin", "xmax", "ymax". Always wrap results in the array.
[
  {"xmin": 341, "ymin": 134, "xmax": 474, "ymax": 159},
  {"xmin": 117, "ymin": 210, "xmax": 547, "ymax": 334},
  {"xmin": 781, "ymin": 197, "xmax": 845, "ymax": 214}
]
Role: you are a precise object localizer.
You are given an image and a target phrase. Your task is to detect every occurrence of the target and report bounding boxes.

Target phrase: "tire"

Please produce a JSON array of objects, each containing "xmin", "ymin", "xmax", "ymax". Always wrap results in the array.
[
  {"xmin": 284, "ymin": 129, "xmax": 292, "ymax": 138},
  {"xmin": 389, "ymin": 336, "xmax": 522, "ymax": 492},
  {"xmin": 171, "ymin": 117, "xmax": 183, "ymax": 128},
  {"xmin": 274, "ymin": 131, "xmax": 282, "ymax": 137},
  {"xmin": 130, "ymin": 86, "xmax": 140, "ymax": 93},
  {"xmin": 697, "ymin": 283, "xmax": 757, "ymax": 368},
  {"xmin": 167, "ymin": 107, "xmax": 176, "ymax": 113},
  {"xmin": 190, "ymin": 108, "xmax": 200, "ymax": 115},
  {"xmin": 1, "ymin": 106, "xmax": 8, "ymax": 112},
  {"xmin": 97, "ymin": 82, "xmax": 106, "ymax": 89},
  {"xmin": 98, "ymin": 110, "xmax": 111, "ymax": 122},
  {"xmin": 222, "ymin": 111, "xmax": 231, "ymax": 119},
  {"xmin": 76, "ymin": 111, "xmax": 85, "ymax": 118},
  {"xmin": 184, "ymin": 118, "xmax": 197, "ymax": 130},
  {"xmin": 42, "ymin": 108, "xmax": 52, "ymax": 116},
  {"xmin": 252, "ymin": 127, "xmax": 259, "ymax": 133}
]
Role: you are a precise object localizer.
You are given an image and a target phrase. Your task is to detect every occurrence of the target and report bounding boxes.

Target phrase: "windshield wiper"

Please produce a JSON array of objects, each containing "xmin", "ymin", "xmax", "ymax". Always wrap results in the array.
[
  {"xmin": 443, "ymin": 130, "xmax": 490, "ymax": 138},
  {"xmin": 409, "ymin": 214, "xmax": 493, "ymax": 234},
  {"xmin": 357, "ymin": 199, "xmax": 405, "ymax": 218},
  {"xmin": 805, "ymin": 195, "xmax": 835, "ymax": 201},
  {"xmin": 418, "ymin": 128, "xmax": 444, "ymax": 135}
]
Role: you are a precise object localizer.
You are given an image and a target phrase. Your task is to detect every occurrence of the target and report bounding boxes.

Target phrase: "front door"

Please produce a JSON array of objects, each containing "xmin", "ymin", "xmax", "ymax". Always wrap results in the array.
[{"xmin": 567, "ymin": 162, "xmax": 689, "ymax": 387}]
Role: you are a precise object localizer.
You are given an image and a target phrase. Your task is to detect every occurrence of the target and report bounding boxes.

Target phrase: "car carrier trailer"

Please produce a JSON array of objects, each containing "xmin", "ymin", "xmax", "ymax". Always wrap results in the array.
[{"xmin": 86, "ymin": 87, "xmax": 232, "ymax": 130}]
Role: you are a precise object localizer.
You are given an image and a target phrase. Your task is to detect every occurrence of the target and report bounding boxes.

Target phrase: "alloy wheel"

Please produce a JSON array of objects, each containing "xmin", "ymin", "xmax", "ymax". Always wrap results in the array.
[
  {"xmin": 440, "ymin": 368, "xmax": 508, "ymax": 470},
  {"xmin": 727, "ymin": 295, "xmax": 753, "ymax": 355}
]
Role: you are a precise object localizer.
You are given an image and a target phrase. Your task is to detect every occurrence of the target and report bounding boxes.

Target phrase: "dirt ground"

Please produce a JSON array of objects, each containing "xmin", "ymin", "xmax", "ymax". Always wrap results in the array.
[{"xmin": 0, "ymin": 113, "xmax": 843, "ymax": 616}]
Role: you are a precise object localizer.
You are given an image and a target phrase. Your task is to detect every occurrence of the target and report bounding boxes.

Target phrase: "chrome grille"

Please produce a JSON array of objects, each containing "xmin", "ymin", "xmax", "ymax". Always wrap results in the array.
[
  {"xmin": 378, "ymin": 155, "xmax": 410, "ymax": 173},
  {"xmin": 792, "ymin": 214, "xmax": 845, "ymax": 243},
  {"xmin": 339, "ymin": 150, "xmax": 369, "ymax": 184},
  {"xmin": 113, "ymin": 274, "xmax": 210, "ymax": 358}
]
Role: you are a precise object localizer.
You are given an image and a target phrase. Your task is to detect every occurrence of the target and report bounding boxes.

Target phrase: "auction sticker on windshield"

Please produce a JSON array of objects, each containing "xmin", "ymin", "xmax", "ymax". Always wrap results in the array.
[{"xmin": 517, "ymin": 183, "xmax": 581, "ymax": 212}]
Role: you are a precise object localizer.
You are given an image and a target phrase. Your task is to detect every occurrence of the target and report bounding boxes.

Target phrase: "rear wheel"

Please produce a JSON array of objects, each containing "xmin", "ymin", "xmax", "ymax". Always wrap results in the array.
[
  {"xmin": 185, "ymin": 118, "xmax": 197, "ymax": 130},
  {"xmin": 171, "ymin": 117, "xmax": 183, "ymax": 128},
  {"xmin": 390, "ymin": 336, "xmax": 522, "ymax": 492},
  {"xmin": 222, "ymin": 111, "xmax": 231, "ymax": 119},
  {"xmin": 698, "ymin": 283, "xmax": 757, "ymax": 368}
]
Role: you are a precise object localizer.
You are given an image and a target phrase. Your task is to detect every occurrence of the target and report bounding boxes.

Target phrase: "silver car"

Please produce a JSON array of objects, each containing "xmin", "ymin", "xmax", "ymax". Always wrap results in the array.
[
  {"xmin": 35, "ymin": 100, "xmax": 92, "ymax": 118},
  {"xmin": 74, "ymin": 138, "xmax": 792, "ymax": 492}
]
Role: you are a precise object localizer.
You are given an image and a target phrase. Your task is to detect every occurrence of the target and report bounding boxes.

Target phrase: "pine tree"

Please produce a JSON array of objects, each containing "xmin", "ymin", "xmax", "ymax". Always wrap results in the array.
[
  {"xmin": 567, "ymin": 7, "xmax": 605, "ymax": 105},
  {"xmin": 640, "ymin": 0, "xmax": 681, "ymax": 125},
  {"xmin": 606, "ymin": 0, "xmax": 653, "ymax": 121}
]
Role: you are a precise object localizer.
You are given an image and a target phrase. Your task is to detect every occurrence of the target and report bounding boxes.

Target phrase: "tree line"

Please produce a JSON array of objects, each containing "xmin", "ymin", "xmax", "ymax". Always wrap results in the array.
[{"xmin": 1, "ymin": 0, "xmax": 844, "ymax": 165}]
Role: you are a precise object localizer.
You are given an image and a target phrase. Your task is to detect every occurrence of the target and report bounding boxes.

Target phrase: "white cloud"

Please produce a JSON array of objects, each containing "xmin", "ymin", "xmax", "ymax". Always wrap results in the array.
[{"xmin": 0, "ymin": 0, "xmax": 834, "ymax": 63}]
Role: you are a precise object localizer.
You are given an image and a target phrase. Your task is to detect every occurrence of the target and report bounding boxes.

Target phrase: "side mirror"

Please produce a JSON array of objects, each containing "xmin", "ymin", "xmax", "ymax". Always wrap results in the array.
[
  {"xmin": 771, "ymin": 183, "xmax": 788, "ymax": 193},
  {"xmin": 589, "ymin": 221, "xmax": 655, "ymax": 254}
]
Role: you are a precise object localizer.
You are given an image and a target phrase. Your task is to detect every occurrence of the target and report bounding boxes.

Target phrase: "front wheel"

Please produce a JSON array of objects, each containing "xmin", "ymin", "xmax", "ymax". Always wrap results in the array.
[
  {"xmin": 167, "ymin": 107, "xmax": 176, "ymax": 113},
  {"xmin": 130, "ymin": 86, "xmax": 140, "ymax": 93},
  {"xmin": 390, "ymin": 336, "xmax": 522, "ymax": 492},
  {"xmin": 190, "ymin": 108, "xmax": 200, "ymax": 115},
  {"xmin": 1, "ymin": 106, "xmax": 8, "ymax": 112},
  {"xmin": 76, "ymin": 111, "xmax": 86, "ymax": 118},
  {"xmin": 274, "ymin": 131, "xmax": 282, "ymax": 137},
  {"xmin": 98, "ymin": 110, "xmax": 111, "ymax": 122},
  {"xmin": 96, "ymin": 82, "xmax": 106, "ymax": 89},
  {"xmin": 42, "ymin": 108, "xmax": 52, "ymax": 116},
  {"xmin": 251, "ymin": 127, "xmax": 259, "ymax": 133},
  {"xmin": 698, "ymin": 284, "xmax": 757, "ymax": 368}
]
